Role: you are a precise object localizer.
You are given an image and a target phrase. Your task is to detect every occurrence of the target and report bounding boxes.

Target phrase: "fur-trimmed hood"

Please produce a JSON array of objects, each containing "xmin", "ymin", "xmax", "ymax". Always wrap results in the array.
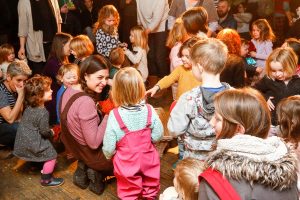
[{"xmin": 205, "ymin": 135, "xmax": 298, "ymax": 191}]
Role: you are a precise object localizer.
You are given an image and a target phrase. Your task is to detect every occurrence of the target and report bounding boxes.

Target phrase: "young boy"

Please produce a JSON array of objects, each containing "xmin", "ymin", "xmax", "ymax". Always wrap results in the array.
[{"xmin": 167, "ymin": 38, "xmax": 230, "ymax": 160}]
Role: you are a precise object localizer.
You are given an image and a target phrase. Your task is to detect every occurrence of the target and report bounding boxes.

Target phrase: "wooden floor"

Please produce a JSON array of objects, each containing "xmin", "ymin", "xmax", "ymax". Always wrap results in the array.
[{"xmin": 0, "ymin": 89, "xmax": 177, "ymax": 200}]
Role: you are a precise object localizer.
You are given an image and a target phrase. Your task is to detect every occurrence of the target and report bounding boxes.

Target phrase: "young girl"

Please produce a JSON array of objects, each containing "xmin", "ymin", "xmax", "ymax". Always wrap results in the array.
[
  {"xmin": 102, "ymin": 67, "xmax": 163, "ymax": 199},
  {"xmin": 199, "ymin": 88, "xmax": 298, "ymax": 199},
  {"xmin": 166, "ymin": 18, "xmax": 187, "ymax": 100},
  {"xmin": 254, "ymin": 47, "xmax": 300, "ymax": 127},
  {"xmin": 13, "ymin": 75, "xmax": 64, "ymax": 187},
  {"xmin": 0, "ymin": 43, "xmax": 16, "ymax": 80},
  {"xmin": 43, "ymin": 32, "xmax": 72, "ymax": 125},
  {"xmin": 146, "ymin": 37, "xmax": 201, "ymax": 100},
  {"xmin": 70, "ymin": 34, "xmax": 94, "ymax": 65},
  {"xmin": 160, "ymin": 158, "xmax": 204, "ymax": 200},
  {"xmin": 249, "ymin": 19, "xmax": 275, "ymax": 71},
  {"xmin": 56, "ymin": 64, "xmax": 80, "ymax": 123},
  {"xmin": 94, "ymin": 5, "xmax": 121, "ymax": 57},
  {"xmin": 277, "ymin": 95, "xmax": 300, "ymax": 191},
  {"xmin": 124, "ymin": 25, "xmax": 149, "ymax": 82}
]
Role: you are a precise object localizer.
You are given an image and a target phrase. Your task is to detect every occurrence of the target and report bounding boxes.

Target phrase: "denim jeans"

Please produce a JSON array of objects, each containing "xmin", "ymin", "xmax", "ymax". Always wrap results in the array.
[{"xmin": 0, "ymin": 122, "xmax": 19, "ymax": 148}]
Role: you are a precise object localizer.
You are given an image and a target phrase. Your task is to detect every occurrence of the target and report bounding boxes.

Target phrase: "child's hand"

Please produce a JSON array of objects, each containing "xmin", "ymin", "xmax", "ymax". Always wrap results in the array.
[
  {"xmin": 146, "ymin": 85, "xmax": 160, "ymax": 97},
  {"xmin": 249, "ymin": 51, "xmax": 256, "ymax": 58},
  {"xmin": 51, "ymin": 125, "xmax": 61, "ymax": 141},
  {"xmin": 256, "ymin": 67, "xmax": 263, "ymax": 74},
  {"xmin": 267, "ymin": 96, "xmax": 275, "ymax": 111}
]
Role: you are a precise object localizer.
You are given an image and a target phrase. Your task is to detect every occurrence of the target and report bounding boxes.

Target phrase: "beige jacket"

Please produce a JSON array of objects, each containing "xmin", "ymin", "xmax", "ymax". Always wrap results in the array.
[{"xmin": 18, "ymin": 0, "xmax": 62, "ymax": 62}]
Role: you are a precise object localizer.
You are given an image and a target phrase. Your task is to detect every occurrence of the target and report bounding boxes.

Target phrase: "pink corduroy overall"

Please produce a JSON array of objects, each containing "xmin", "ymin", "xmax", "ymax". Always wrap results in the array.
[{"xmin": 112, "ymin": 105, "xmax": 160, "ymax": 200}]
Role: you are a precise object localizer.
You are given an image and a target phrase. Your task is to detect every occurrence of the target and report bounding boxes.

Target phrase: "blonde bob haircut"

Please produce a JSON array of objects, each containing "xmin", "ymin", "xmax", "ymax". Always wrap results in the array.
[
  {"xmin": 265, "ymin": 47, "xmax": 298, "ymax": 79},
  {"xmin": 112, "ymin": 67, "xmax": 145, "ymax": 106},
  {"xmin": 56, "ymin": 63, "xmax": 80, "ymax": 84},
  {"xmin": 214, "ymin": 87, "xmax": 271, "ymax": 140},
  {"xmin": 174, "ymin": 158, "xmax": 204, "ymax": 200},
  {"xmin": 190, "ymin": 38, "xmax": 228, "ymax": 74},
  {"xmin": 70, "ymin": 35, "xmax": 94, "ymax": 59},
  {"xmin": 166, "ymin": 18, "xmax": 187, "ymax": 48}
]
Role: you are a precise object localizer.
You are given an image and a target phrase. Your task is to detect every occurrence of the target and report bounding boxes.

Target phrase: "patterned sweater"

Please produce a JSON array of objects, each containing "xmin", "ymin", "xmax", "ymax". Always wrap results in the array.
[
  {"xmin": 102, "ymin": 104, "xmax": 163, "ymax": 159},
  {"xmin": 168, "ymin": 83, "xmax": 230, "ymax": 160}
]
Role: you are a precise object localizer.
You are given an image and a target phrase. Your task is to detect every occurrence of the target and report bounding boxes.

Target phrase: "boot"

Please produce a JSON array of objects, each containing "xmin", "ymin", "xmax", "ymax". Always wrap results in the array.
[
  {"xmin": 87, "ymin": 168, "xmax": 104, "ymax": 195},
  {"xmin": 40, "ymin": 173, "xmax": 64, "ymax": 187},
  {"xmin": 73, "ymin": 160, "xmax": 89, "ymax": 189}
]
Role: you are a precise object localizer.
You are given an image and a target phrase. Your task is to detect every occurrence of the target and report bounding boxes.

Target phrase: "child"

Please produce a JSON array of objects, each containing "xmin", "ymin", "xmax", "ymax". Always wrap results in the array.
[
  {"xmin": 254, "ymin": 47, "xmax": 300, "ymax": 127},
  {"xmin": 240, "ymin": 38, "xmax": 263, "ymax": 82},
  {"xmin": 160, "ymin": 158, "xmax": 204, "ymax": 200},
  {"xmin": 199, "ymin": 88, "xmax": 298, "ymax": 199},
  {"xmin": 98, "ymin": 47, "xmax": 125, "ymax": 115},
  {"xmin": 277, "ymin": 95, "xmax": 300, "ymax": 191},
  {"xmin": 249, "ymin": 19, "xmax": 275, "ymax": 71},
  {"xmin": 94, "ymin": 5, "xmax": 121, "ymax": 57},
  {"xmin": 43, "ymin": 32, "xmax": 72, "ymax": 125},
  {"xmin": 102, "ymin": 67, "xmax": 163, "ymax": 199},
  {"xmin": 166, "ymin": 18, "xmax": 187, "ymax": 100},
  {"xmin": 124, "ymin": 25, "xmax": 149, "ymax": 82},
  {"xmin": 13, "ymin": 75, "xmax": 64, "ymax": 187},
  {"xmin": 0, "ymin": 44, "xmax": 16, "ymax": 80},
  {"xmin": 146, "ymin": 37, "xmax": 201, "ymax": 100},
  {"xmin": 281, "ymin": 38, "xmax": 300, "ymax": 76},
  {"xmin": 168, "ymin": 38, "xmax": 230, "ymax": 160},
  {"xmin": 70, "ymin": 35, "xmax": 94, "ymax": 65},
  {"xmin": 56, "ymin": 64, "xmax": 80, "ymax": 123}
]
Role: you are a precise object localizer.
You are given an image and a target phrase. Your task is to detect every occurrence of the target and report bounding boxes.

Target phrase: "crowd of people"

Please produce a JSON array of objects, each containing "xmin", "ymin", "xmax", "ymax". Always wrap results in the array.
[{"xmin": 1, "ymin": 0, "xmax": 300, "ymax": 199}]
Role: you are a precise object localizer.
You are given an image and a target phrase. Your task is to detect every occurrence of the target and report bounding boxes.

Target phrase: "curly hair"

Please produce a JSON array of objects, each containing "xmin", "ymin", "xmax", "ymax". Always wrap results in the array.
[
  {"xmin": 93, "ymin": 5, "xmax": 120, "ymax": 35},
  {"xmin": 25, "ymin": 75, "xmax": 52, "ymax": 107},
  {"xmin": 217, "ymin": 28, "xmax": 241, "ymax": 55},
  {"xmin": 251, "ymin": 19, "xmax": 276, "ymax": 42}
]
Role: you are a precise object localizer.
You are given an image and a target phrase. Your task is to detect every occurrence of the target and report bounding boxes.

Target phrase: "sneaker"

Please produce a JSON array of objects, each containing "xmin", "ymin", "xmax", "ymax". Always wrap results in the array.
[{"xmin": 41, "ymin": 173, "xmax": 64, "ymax": 187}]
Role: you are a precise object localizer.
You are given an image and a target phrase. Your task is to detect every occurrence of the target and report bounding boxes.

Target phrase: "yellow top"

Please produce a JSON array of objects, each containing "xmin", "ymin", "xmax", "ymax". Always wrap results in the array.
[{"xmin": 157, "ymin": 66, "xmax": 201, "ymax": 100}]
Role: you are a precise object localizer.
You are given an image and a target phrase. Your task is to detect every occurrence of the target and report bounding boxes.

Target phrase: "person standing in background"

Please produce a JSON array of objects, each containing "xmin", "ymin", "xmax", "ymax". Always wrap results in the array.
[
  {"xmin": 17, "ymin": 0, "xmax": 62, "ymax": 75},
  {"xmin": 136, "ymin": 0, "xmax": 170, "ymax": 87}
]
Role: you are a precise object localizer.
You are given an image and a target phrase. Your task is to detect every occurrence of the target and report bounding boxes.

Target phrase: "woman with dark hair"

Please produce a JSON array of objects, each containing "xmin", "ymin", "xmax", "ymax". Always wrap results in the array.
[
  {"xmin": 43, "ymin": 32, "xmax": 72, "ymax": 125},
  {"xmin": 59, "ymin": 55, "xmax": 112, "ymax": 195}
]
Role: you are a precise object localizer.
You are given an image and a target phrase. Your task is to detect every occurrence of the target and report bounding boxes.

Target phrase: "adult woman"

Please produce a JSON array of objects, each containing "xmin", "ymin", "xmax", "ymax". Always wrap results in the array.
[
  {"xmin": 0, "ymin": 61, "xmax": 31, "ymax": 147},
  {"xmin": 59, "ymin": 55, "xmax": 112, "ymax": 195},
  {"xmin": 198, "ymin": 88, "xmax": 298, "ymax": 199}
]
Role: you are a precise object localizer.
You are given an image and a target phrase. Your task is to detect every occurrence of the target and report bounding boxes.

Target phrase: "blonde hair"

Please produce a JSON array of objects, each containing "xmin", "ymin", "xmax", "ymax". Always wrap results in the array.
[
  {"xmin": 265, "ymin": 47, "xmax": 298, "ymax": 79},
  {"xmin": 166, "ymin": 18, "xmax": 187, "ymax": 48},
  {"xmin": 190, "ymin": 38, "xmax": 228, "ymax": 74},
  {"xmin": 130, "ymin": 25, "xmax": 148, "ymax": 51},
  {"xmin": 70, "ymin": 35, "xmax": 94, "ymax": 59},
  {"xmin": 112, "ymin": 67, "xmax": 145, "ymax": 106},
  {"xmin": 214, "ymin": 88, "xmax": 271, "ymax": 139},
  {"xmin": 251, "ymin": 19, "xmax": 276, "ymax": 42},
  {"xmin": 56, "ymin": 63, "xmax": 80, "ymax": 84},
  {"xmin": 93, "ymin": 5, "xmax": 120, "ymax": 35},
  {"xmin": 174, "ymin": 158, "xmax": 204, "ymax": 200},
  {"xmin": 0, "ymin": 43, "xmax": 14, "ymax": 64},
  {"xmin": 277, "ymin": 96, "xmax": 300, "ymax": 147}
]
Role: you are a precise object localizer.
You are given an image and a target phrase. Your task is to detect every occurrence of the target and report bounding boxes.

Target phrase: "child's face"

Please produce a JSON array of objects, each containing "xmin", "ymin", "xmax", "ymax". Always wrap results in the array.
[
  {"xmin": 252, "ymin": 25, "xmax": 260, "ymax": 40},
  {"xmin": 240, "ymin": 43, "xmax": 249, "ymax": 57},
  {"xmin": 63, "ymin": 70, "xmax": 79, "ymax": 87},
  {"xmin": 181, "ymin": 48, "xmax": 192, "ymax": 69},
  {"xmin": 129, "ymin": 31, "xmax": 135, "ymax": 44},
  {"xmin": 63, "ymin": 40, "xmax": 71, "ymax": 56},
  {"xmin": 210, "ymin": 112, "xmax": 223, "ymax": 137},
  {"xmin": 43, "ymin": 86, "xmax": 53, "ymax": 102},
  {"xmin": 270, "ymin": 61, "xmax": 287, "ymax": 81},
  {"xmin": 105, "ymin": 15, "xmax": 117, "ymax": 27},
  {"xmin": 7, "ymin": 52, "xmax": 15, "ymax": 62},
  {"xmin": 70, "ymin": 49, "xmax": 77, "ymax": 58}
]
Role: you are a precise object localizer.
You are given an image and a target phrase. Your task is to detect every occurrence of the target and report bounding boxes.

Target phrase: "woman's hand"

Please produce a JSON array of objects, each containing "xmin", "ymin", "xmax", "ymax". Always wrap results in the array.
[{"xmin": 267, "ymin": 96, "xmax": 275, "ymax": 111}]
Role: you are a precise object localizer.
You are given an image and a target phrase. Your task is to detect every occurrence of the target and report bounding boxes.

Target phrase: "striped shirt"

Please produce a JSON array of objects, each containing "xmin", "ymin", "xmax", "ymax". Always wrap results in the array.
[{"xmin": 0, "ymin": 81, "xmax": 17, "ymax": 124}]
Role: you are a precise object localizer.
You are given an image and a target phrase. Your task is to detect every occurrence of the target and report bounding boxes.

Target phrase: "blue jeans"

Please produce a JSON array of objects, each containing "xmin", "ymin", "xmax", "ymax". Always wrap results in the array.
[{"xmin": 0, "ymin": 122, "xmax": 19, "ymax": 148}]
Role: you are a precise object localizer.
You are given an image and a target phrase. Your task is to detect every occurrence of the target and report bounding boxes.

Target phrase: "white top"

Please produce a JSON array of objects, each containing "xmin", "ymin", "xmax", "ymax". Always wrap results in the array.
[
  {"xmin": 136, "ymin": 0, "xmax": 169, "ymax": 33},
  {"xmin": 125, "ymin": 46, "xmax": 148, "ymax": 82}
]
